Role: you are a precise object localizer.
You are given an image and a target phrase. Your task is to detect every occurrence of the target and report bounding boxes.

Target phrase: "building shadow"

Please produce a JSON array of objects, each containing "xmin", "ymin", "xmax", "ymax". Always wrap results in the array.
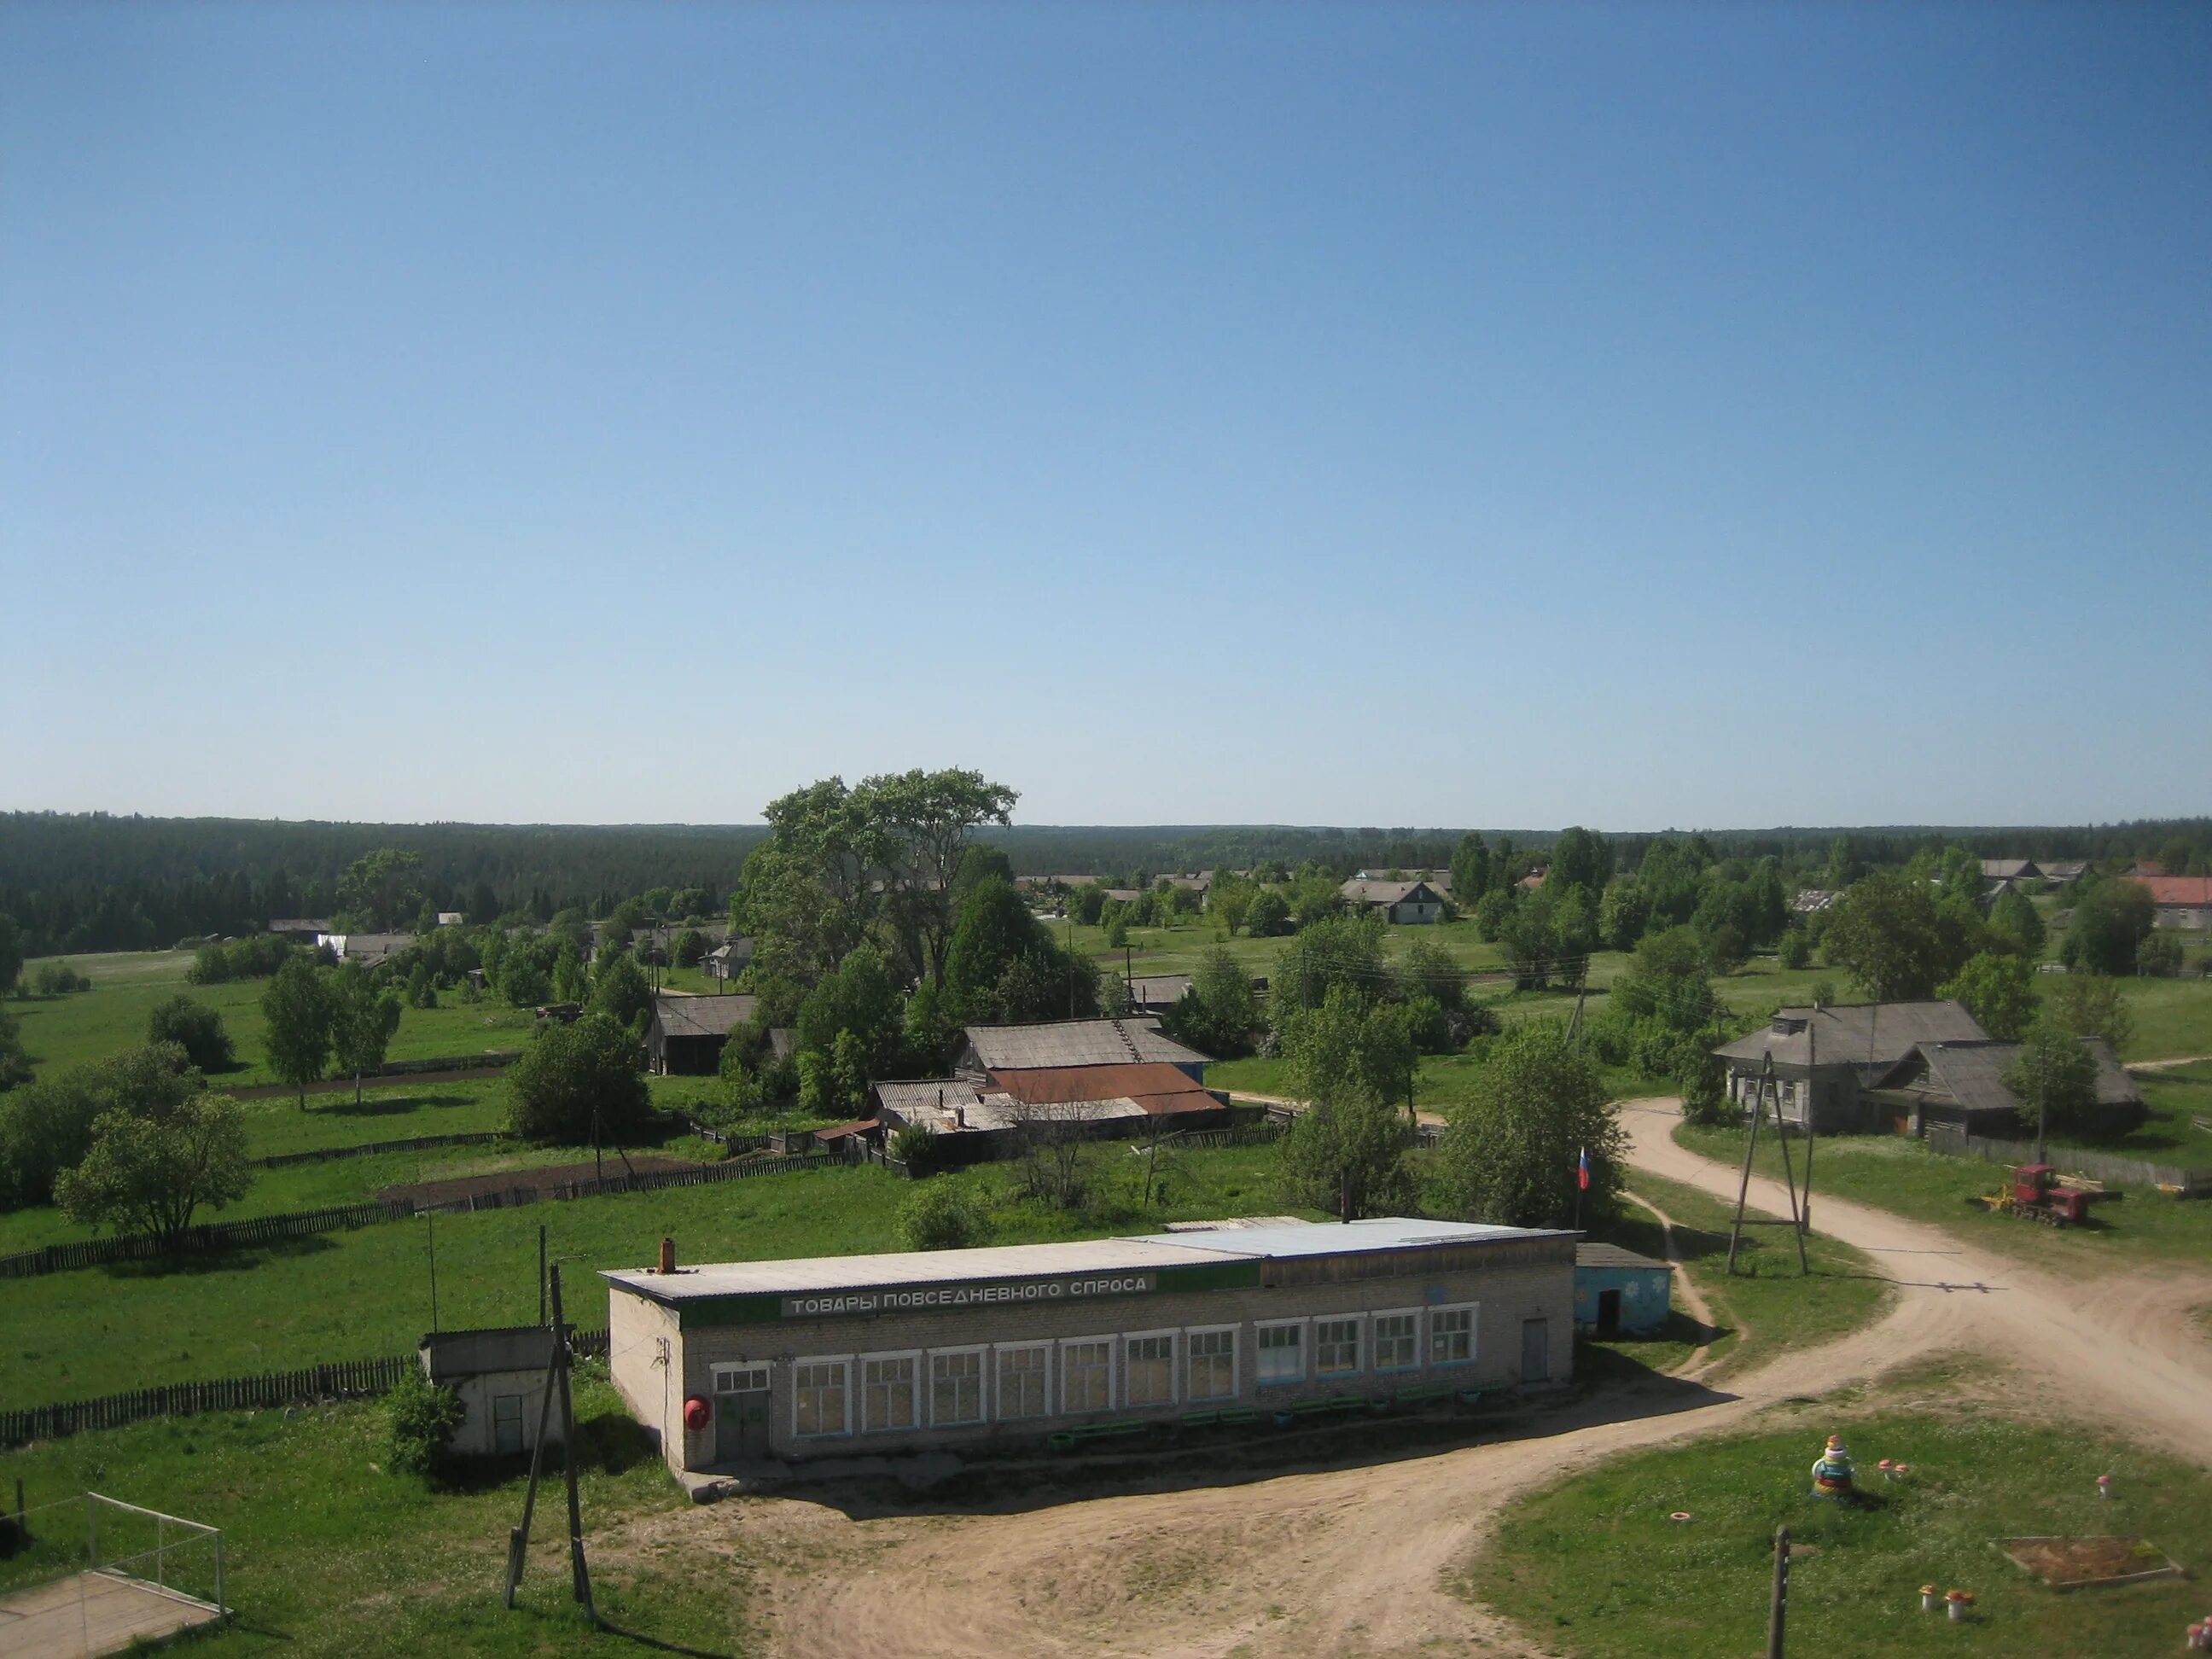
[{"xmin": 749, "ymin": 1371, "xmax": 1740, "ymax": 1523}]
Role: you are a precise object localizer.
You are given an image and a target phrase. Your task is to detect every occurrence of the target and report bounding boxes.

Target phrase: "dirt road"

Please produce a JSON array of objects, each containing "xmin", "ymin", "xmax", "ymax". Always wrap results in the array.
[{"xmin": 668, "ymin": 1100, "xmax": 2212, "ymax": 1659}]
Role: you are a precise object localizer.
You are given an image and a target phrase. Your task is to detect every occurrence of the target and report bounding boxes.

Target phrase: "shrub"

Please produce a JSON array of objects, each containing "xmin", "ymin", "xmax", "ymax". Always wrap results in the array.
[
  {"xmin": 2136, "ymin": 930, "xmax": 2184, "ymax": 977},
  {"xmin": 187, "ymin": 934, "xmax": 299, "ymax": 985},
  {"xmin": 31, "ymin": 962, "xmax": 92, "ymax": 997},
  {"xmin": 890, "ymin": 1121, "xmax": 939, "ymax": 1168},
  {"xmin": 507, "ymin": 1012, "xmax": 651, "ymax": 1144},
  {"xmin": 385, "ymin": 1368, "xmax": 465, "ymax": 1478},
  {"xmin": 146, "ymin": 995, "xmax": 236, "ymax": 1072},
  {"xmin": 1778, "ymin": 928, "xmax": 1813, "ymax": 970},
  {"xmin": 897, "ymin": 1178, "xmax": 987, "ymax": 1250}
]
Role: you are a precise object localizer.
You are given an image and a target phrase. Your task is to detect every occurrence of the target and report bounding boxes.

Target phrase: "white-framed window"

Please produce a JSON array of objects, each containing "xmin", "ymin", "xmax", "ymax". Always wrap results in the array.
[
  {"xmin": 792, "ymin": 1356, "xmax": 851, "ymax": 1437},
  {"xmin": 1185, "ymin": 1325, "xmax": 1238, "ymax": 1401},
  {"xmin": 1255, "ymin": 1319, "xmax": 1307, "ymax": 1385},
  {"xmin": 929, "ymin": 1348, "xmax": 986, "ymax": 1427},
  {"xmin": 1314, "ymin": 1316, "xmax": 1363, "ymax": 1378},
  {"xmin": 1429, "ymin": 1303, "xmax": 1477, "ymax": 1368},
  {"xmin": 1371, "ymin": 1309, "xmax": 1420, "ymax": 1373},
  {"xmin": 1060, "ymin": 1336, "xmax": 1115, "ymax": 1415},
  {"xmin": 711, "ymin": 1363, "xmax": 769, "ymax": 1394},
  {"xmin": 1123, "ymin": 1330, "xmax": 1177, "ymax": 1408},
  {"xmin": 859, "ymin": 1352, "xmax": 920, "ymax": 1433},
  {"xmin": 995, "ymin": 1342, "xmax": 1050, "ymax": 1421}
]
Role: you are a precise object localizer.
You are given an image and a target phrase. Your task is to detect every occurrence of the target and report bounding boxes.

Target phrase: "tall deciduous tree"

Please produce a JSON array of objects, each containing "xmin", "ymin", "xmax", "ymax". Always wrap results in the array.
[
  {"xmin": 261, "ymin": 955, "xmax": 335, "ymax": 1109},
  {"xmin": 591, "ymin": 950, "xmax": 653, "ymax": 1033},
  {"xmin": 2062, "ymin": 881, "xmax": 2156, "ymax": 976},
  {"xmin": 1821, "ymin": 867, "xmax": 1981, "ymax": 1002},
  {"xmin": 147, "ymin": 995, "xmax": 236, "ymax": 1072},
  {"xmin": 1986, "ymin": 888, "xmax": 2046, "ymax": 958},
  {"xmin": 0, "ymin": 1042, "xmax": 201, "ymax": 1207},
  {"xmin": 1450, "ymin": 833, "xmax": 1494, "ymax": 907},
  {"xmin": 1435, "ymin": 1022, "xmax": 1621, "ymax": 1228},
  {"xmin": 335, "ymin": 847, "xmax": 427, "ymax": 931},
  {"xmin": 0, "ymin": 914, "xmax": 23, "ymax": 995},
  {"xmin": 1937, "ymin": 952, "xmax": 2037, "ymax": 1041},
  {"xmin": 1547, "ymin": 827, "xmax": 1612, "ymax": 898},
  {"xmin": 2005, "ymin": 1019, "xmax": 2098, "ymax": 1155},
  {"xmin": 330, "ymin": 967, "xmax": 404, "ymax": 1104},
  {"xmin": 2046, "ymin": 974, "xmax": 2133, "ymax": 1056},
  {"xmin": 1277, "ymin": 988, "xmax": 1413, "ymax": 1220}
]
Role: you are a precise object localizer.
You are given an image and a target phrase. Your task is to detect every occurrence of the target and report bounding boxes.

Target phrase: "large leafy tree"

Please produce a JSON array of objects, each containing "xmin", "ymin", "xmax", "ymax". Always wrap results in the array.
[
  {"xmin": 796, "ymin": 943, "xmax": 907, "ymax": 1084},
  {"xmin": 261, "ymin": 954, "xmax": 335, "ymax": 1108},
  {"xmin": 2046, "ymin": 973, "xmax": 2133, "ymax": 1056},
  {"xmin": 1161, "ymin": 946, "xmax": 1261, "ymax": 1058},
  {"xmin": 508, "ymin": 1012, "xmax": 651, "ymax": 1144},
  {"xmin": 1547, "ymin": 827, "xmax": 1612, "ymax": 898},
  {"xmin": 1985, "ymin": 888, "xmax": 2046, "ymax": 958},
  {"xmin": 1435, "ymin": 1022, "xmax": 1621, "ymax": 1229},
  {"xmin": 2062, "ymin": 880, "xmax": 2156, "ymax": 976},
  {"xmin": 1270, "ymin": 912, "xmax": 1392, "ymax": 1024},
  {"xmin": 330, "ymin": 967, "xmax": 404, "ymax": 1104},
  {"xmin": 1283, "ymin": 985, "xmax": 1417, "ymax": 1125},
  {"xmin": 1598, "ymin": 878, "xmax": 1650, "ymax": 952},
  {"xmin": 0, "ymin": 1042, "xmax": 202, "ymax": 1208},
  {"xmin": 55, "ymin": 1090, "xmax": 252, "ymax": 1245},
  {"xmin": 335, "ymin": 847, "xmax": 427, "ymax": 931},
  {"xmin": 1449, "ymin": 833, "xmax": 1494, "ymax": 907},
  {"xmin": 590, "ymin": 950, "xmax": 653, "ymax": 1032},
  {"xmin": 1937, "ymin": 952, "xmax": 2037, "ymax": 1041},
  {"xmin": 0, "ymin": 1005, "xmax": 32, "ymax": 1093},
  {"xmin": 1821, "ymin": 866, "xmax": 1981, "ymax": 1002}
]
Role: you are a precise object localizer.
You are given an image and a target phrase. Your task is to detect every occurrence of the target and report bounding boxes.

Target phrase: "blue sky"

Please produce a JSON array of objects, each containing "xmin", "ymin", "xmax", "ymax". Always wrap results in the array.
[{"xmin": 3, "ymin": 2, "xmax": 2207, "ymax": 830}]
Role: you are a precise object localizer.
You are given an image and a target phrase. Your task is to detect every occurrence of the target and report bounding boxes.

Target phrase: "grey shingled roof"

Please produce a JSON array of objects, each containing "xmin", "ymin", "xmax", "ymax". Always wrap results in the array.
[
  {"xmin": 651, "ymin": 992, "xmax": 759, "ymax": 1039},
  {"xmin": 964, "ymin": 1018, "xmax": 1208, "ymax": 1069},
  {"xmin": 1715, "ymin": 1000, "xmax": 1985, "ymax": 1073},
  {"xmin": 1340, "ymin": 878, "xmax": 1441, "ymax": 907},
  {"xmin": 1891, "ymin": 1034, "xmax": 2140, "ymax": 1119}
]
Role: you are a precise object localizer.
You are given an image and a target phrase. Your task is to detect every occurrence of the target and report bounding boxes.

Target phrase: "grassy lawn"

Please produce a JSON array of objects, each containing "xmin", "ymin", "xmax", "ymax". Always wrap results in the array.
[
  {"xmin": 1587, "ymin": 1170, "xmax": 1892, "ymax": 1384},
  {"xmin": 11, "ymin": 950, "xmax": 536, "ymax": 1086},
  {"xmin": 1678, "ymin": 1121, "xmax": 2212, "ymax": 1266},
  {"xmin": 0, "ymin": 1369, "xmax": 748, "ymax": 1658},
  {"xmin": 2110, "ymin": 1060, "xmax": 2212, "ymax": 1167},
  {"xmin": 0, "ymin": 1143, "xmax": 1313, "ymax": 1407},
  {"xmin": 1463, "ymin": 1388, "xmax": 2212, "ymax": 1658}
]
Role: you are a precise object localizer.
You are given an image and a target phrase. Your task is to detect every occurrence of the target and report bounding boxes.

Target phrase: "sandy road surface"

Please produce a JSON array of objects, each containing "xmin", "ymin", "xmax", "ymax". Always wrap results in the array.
[{"xmin": 664, "ymin": 1100, "xmax": 2212, "ymax": 1659}]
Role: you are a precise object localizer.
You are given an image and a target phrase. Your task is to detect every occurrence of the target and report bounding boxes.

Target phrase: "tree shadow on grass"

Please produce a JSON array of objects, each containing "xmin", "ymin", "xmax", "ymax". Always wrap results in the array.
[
  {"xmin": 319, "ymin": 1091, "xmax": 479, "ymax": 1120},
  {"xmin": 102, "ymin": 1231, "xmax": 338, "ymax": 1280}
]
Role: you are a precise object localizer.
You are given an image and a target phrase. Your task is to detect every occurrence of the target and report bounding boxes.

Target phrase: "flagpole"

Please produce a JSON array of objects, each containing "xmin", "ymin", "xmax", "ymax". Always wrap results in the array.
[{"xmin": 1575, "ymin": 1144, "xmax": 1585, "ymax": 1231}]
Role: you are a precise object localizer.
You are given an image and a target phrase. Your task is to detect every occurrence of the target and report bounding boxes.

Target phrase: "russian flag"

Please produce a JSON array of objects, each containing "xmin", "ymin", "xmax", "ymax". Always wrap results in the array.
[{"xmin": 1577, "ymin": 1147, "xmax": 1591, "ymax": 1191}]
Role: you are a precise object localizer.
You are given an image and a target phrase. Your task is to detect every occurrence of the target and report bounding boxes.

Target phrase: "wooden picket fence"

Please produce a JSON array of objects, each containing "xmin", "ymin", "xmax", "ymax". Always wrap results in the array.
[
  {"xmin": 2, "ymin": 1144, "xmax": 859, "ymax": 1279},
  {"xmin": 0, "ymin": 1330, "xmax": 614, "ymax": 1447},
  {"xmin": 1926, "ymin": 1128, "xmax": 2210, "ymax": 1196},
  {"xmin": 0, "ymin": 1199, "xmax": 413, "ymax": 1281},
  {"xmin": 259, "ymin": 1131, "xmax": 510, "ymax": 1169}
]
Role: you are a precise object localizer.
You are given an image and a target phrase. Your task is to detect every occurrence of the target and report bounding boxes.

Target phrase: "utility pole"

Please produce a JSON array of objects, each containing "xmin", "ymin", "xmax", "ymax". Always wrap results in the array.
[
  {"xmin": 427, "ymin": 1206, "xmax": 439, "ymax": 1333},
  {"xmin": 551, "ymin": 1266, "xmax": 593, "ymax": 1621},
  {"xmin": 504, "ymin": 1266, "xmax": 571, "ymax": 1610},
  {"xmin": 1767, "ymin": 1526, "xmax": 1790, "ymax": 1658},
  {"xmin": 537, "ymin": 1224, "xmax": 547, "ymax": 1327}
]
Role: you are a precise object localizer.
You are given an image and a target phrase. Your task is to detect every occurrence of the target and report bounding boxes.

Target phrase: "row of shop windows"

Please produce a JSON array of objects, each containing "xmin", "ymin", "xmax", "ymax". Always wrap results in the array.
[{"xmin": 738, "ymin": 1304, "xmax": 1480, "ymax": 1439}]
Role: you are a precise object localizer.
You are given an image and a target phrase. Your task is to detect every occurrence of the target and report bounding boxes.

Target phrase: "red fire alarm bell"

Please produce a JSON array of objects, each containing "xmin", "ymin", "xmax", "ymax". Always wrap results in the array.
[{"xmin": 683, "ymin": 1395, "xmax": 711, "ymax": 1432}]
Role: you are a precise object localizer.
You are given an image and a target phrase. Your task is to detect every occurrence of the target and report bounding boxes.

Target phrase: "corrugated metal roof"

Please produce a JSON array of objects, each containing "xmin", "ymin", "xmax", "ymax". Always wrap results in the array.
[{"xmin": 965, "ymin": 1019, "xmax": 1208, "ymax": 1070}]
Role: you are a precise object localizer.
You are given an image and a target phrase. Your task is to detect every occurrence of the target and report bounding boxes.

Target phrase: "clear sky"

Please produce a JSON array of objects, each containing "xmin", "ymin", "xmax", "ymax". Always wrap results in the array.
[{"xmin": 3, "ymin": 2, "xmax": 2208, "ymax": 832}]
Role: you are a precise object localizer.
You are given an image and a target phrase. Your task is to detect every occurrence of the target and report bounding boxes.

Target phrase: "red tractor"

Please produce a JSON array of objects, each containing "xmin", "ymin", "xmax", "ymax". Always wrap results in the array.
[{"xmin": 2008, "ymin": 1164, "xmax": 2116, "ymax": 1227}]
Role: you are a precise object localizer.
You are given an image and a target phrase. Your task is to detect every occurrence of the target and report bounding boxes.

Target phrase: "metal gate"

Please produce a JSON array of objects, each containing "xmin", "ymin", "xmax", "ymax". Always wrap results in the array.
[{"xmin": 713, "ymin": 1365, "xmax": 771, "ymax": 1462}]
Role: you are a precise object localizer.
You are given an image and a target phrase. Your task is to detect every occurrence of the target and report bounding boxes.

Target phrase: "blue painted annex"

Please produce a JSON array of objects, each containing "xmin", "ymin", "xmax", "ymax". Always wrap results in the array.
[{"xmin": 1573, "ymin": 1243, "xmax": 1673, "ymax": 1336}]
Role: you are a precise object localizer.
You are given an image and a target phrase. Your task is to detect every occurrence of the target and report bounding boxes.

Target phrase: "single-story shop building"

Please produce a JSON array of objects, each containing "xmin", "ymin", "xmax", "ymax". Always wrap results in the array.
[{"xmin": 605, "ymin": 1217, "xmax": 1577, "ymax": 1473}]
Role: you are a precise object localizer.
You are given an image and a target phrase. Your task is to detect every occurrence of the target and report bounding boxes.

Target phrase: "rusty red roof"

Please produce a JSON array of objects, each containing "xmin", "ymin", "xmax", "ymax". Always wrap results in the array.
[
  {"xmin": 987, "ymin": 1062, "xmax": 1214, "ymax": 1110},
  {"xmin": 2130, "ymin": 876, "xmax": 2212, "ymax": 906}
]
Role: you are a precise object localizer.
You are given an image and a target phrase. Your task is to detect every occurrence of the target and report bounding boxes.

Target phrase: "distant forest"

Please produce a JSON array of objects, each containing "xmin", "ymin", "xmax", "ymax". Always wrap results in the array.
[{"xmin": 2, "ymin": 810, "xmax": 2208, "ymax": 957}]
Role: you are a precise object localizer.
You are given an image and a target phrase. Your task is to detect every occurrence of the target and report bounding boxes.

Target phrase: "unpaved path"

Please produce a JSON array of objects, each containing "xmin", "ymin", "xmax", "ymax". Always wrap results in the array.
[
  {"xmin": 2128, "ymin": 1052, "xmax": 2212, "ymax": 1072},
  {"xmin": 682, "ymin": 1098, "xmax": 2212, "ymax": 1659},
  {"xmin": 1620, "ymin": 1189, "xmax": 1727, "ymax": 1380}
]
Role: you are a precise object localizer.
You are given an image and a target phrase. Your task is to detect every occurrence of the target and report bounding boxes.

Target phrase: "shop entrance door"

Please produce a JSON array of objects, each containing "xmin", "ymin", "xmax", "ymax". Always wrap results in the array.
[{"xmin": 713, "ymin": 1365, "xmax": 772, "ymax": 1462}]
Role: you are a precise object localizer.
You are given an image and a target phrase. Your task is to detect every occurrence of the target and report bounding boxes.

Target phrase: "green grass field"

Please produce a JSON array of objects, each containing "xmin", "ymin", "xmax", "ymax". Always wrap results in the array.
[
  {"xmin": 1677, "ymin": 1121, "xmax": 2212, "ymax": 1266},
  {"xmin": 0, "ymin": 1368, "xmax": 745, "ymax": 1658},
  {"xmin": 0, "ymin": 1143, "xmax": 1312, "ymax": 1407},
  {"xmin": 1462, "ymin": 1385, "xmax": 2212, "ymax": 1658},
  {"xmin": 11, "ymin": 950, "xmax": 536, "ymax": 1086},
  {"xmin": 1588, "ymin": 1171, "xmax": 1893, "ymax": 1384}
]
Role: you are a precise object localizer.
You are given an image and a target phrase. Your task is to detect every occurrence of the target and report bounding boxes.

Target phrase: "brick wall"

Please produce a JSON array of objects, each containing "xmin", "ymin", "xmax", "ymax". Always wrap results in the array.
[{"xmin": 621, "ymin": 1246, "xmax": 1573, "ymax": 1469}]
